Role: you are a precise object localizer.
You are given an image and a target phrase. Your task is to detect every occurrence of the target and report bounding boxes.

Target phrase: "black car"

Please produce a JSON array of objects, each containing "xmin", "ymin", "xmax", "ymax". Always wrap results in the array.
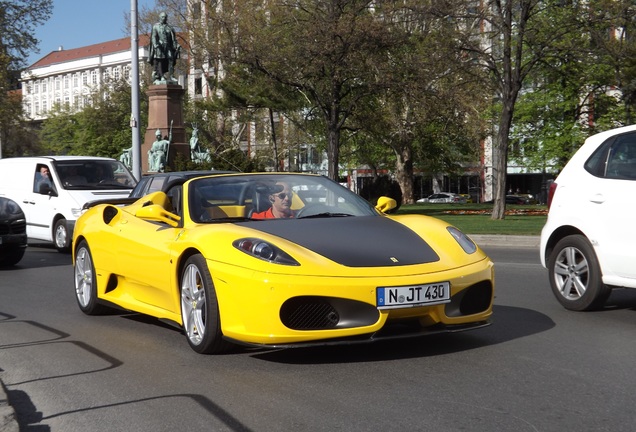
[
  {"xmin": 0, "ymin": 197, "xmax": 27, "ymax": 267},
  {"xmin": 505, "ymin": 195, "xmax": 526, "ymax": 204},
  {"xmin": 129, "ymin": 171, "xmax": 229, "ymax": 199},
  {"xmin": 83, "ymin": 170, "xmax": 235, "ymax": 210}
]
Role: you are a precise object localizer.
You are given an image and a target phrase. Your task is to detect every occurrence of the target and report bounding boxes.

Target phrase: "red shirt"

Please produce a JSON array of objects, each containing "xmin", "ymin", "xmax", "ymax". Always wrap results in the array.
[{"xmin": 251, "ymin": 208, "xmax": 295, "ymax": 219}]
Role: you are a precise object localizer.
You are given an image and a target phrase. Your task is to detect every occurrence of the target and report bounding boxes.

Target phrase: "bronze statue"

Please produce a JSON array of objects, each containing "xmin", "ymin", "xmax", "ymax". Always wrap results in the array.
[
  {"xmin": 148, "ymin": 12, "xmax": 181, "ymax": 83},
  {"xmin": 148, "ymin": 126, "xmax": 172, "ymax": 172},
  {"xmin": 119, "ymin": 146, "xmax": 132, "ymax": 169},
  {"xmin": 190, "ymin": 125, "xmax": 211, "ymax": 164}
]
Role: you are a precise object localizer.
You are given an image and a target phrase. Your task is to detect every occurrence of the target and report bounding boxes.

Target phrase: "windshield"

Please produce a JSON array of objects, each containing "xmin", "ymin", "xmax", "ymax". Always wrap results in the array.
[
  {"xmin": 54, "ymin": 160, "xmax": 137, "ymax": 190},
  {"xmin": 189, "ymin": 174, "xmax": 378, "ymax": 223}
]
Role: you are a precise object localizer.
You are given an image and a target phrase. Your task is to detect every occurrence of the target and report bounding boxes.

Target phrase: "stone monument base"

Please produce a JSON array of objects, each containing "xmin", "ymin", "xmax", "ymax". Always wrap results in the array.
[{"xmin": 142, "ymin": 84, "xmax": 189, "ymax": 174}]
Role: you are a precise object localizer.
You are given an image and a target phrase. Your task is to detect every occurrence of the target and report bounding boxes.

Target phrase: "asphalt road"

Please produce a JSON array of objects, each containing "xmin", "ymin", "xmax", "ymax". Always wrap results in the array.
[{"xmin": 2, "ymin": 240, "xmax": 636, "ymax": 431}]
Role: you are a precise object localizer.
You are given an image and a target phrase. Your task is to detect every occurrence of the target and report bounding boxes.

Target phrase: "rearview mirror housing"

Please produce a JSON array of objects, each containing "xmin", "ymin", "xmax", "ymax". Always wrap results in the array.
[{"xmin": 375, "ymin": 196, "xmax": 397, "ymax": 214}]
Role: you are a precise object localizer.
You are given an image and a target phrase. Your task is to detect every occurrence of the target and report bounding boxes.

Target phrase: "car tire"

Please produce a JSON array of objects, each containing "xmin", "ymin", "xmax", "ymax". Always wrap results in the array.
[
  {"xmin": 548, "ymin": 234, "xmax": 611, "ymax": 311},
  {"xmin": 180, "ymin": 254, "xmax": 231, "ymax": 354},
  {"xmin": 0, "ymin": 246, "xmax": 26, "ymax": 267},
  {"xmin": 54, "ymin": 219, "xmax": 71, "ymax": 253},
  {"xmin": 74, "ymin": 240, "xmax": 108, "ymax": 315}
]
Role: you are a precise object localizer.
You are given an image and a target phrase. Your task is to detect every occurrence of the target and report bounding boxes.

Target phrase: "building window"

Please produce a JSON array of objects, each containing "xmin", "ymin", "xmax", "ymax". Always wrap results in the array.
[
  {"xmin": 82, "ymin": 72, "xmax": 88, "ymax": 86},
  {"xmin": 91, "ymin": 70, "xmax": 98, "ymax": 84},
  {"xmin": 194, "ymin": 77, "xmax": 202, "ymax": 95},
  {"xmin": 64, "ymin": 76, "xmax": 69, "ymax": 89},
  {"xmin": 42, "ymin": 81, "xmax": 47, "ymax": 92},
  {"xmin": 123, "ymin": 65, "xmax": 130, "ymax": 80},
  {"xmin": 34, "ymin": 101, "xmax": 40, "ymax": 115},
  {"xmin": 34, "ymin": 83, "xmax": 39, "ymax": 93},
  {"xmin": 55, "ymin": 78, "xmax": 61, "ymax": 90},
  {"xmin": 73, "ymin": 74, "xmax": 79, "ymax": 87},
  {"xmin": 42, "ymin": 100, "xmax": 48, "ymax": 114},
  {"xmin": 114, "ymin": 67, "xmax": 120, "ymax": 81}
]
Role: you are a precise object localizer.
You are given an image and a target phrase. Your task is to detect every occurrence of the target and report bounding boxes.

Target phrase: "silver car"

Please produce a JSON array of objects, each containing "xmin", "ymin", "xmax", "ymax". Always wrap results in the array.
[{"xmin": 418, "ymin": 193, "xmax": 467, "ymax": 204}]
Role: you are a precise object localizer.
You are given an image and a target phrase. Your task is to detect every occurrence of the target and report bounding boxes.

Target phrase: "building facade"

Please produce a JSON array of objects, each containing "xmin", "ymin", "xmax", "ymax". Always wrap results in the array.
[{"xmin": 20, "ymin": 36, "xmax": 153, "ymax": 122}]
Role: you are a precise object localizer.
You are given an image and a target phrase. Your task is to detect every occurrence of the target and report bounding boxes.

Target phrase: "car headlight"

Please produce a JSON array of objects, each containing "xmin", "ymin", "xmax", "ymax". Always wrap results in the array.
[
  {"xmin": 447, "ymin": 226, "xmax": 477, "ymax": 254},
  {"xmin": 233, "ymin": 238, "xmax": 300, "ymax": 265},
  {"xmin": 3, "ymin": 199, "xmax": 22, "ymax": 215}
]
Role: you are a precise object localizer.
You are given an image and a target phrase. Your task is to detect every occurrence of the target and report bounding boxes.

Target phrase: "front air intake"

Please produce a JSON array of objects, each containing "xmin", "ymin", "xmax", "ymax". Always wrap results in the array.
[
  {"xmin": 280, "ymin": 297, "xmax": 339, "ymax": 330},
  {"xmin": 280, "ymin": 296, "xmax": 380, "ymax": 331}
]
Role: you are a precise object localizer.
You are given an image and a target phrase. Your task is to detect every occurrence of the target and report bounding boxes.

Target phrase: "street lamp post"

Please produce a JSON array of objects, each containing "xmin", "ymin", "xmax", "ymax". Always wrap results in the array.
[{"xmin": 130, "ymin": 0, "xmax": 142, "ymax": 180}]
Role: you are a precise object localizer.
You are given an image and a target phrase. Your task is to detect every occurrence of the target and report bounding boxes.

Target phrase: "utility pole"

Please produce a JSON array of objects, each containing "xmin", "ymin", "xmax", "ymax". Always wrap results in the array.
[{"xmin": 130, "ymin": 0, "xmax": 142, "ymax": 180}]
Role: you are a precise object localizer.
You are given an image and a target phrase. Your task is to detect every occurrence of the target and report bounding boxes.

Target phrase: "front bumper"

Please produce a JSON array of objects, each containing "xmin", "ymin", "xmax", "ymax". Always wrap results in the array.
[{"xmin": 210, "ymin": 258, "xmax": 495, "ymax": 346}]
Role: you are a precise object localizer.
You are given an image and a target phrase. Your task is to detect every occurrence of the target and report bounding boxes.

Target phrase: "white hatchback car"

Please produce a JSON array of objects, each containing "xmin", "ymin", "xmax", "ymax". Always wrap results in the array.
[{"xmin": 540, "ymin": 124, "xmax": 636, "ymax": 311}]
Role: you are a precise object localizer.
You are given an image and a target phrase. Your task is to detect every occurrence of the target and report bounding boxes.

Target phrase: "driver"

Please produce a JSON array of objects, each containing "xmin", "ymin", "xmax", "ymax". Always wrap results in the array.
[{"xmin": 251, "ymin": 182, "xmax": 295, "ymax": 219}]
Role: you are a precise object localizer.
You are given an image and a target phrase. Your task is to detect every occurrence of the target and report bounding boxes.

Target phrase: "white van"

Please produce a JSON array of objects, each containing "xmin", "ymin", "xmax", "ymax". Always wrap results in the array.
[{"xmin": 0, "ymin": 156, "xmax": 137, "ymax": 252}]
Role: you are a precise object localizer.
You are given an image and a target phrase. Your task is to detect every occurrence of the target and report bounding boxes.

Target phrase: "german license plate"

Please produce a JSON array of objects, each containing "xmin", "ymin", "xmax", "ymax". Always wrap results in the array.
[{"xmin": 376, "ymin": 282, "xmax": 450, "ymax": 309}]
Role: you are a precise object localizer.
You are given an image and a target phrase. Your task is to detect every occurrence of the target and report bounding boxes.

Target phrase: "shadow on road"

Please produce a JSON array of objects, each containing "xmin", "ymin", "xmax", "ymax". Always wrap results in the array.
[
  {"xmin": 603, "ymin": 288, "xmax": 636, "ymax": 311},
  {"xmin": 0, "ymin": 244, "xmax": 71, "ymax": 271},
  {"xmin": 251, "ymin": 304, "xmax": 555, "ymax": 364}
]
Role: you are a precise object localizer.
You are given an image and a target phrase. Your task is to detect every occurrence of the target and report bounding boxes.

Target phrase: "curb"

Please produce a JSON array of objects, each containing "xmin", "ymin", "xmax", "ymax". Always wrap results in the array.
[{"xmin": 470, "ymin": 234, "xmax": 540, "ymax": 248}]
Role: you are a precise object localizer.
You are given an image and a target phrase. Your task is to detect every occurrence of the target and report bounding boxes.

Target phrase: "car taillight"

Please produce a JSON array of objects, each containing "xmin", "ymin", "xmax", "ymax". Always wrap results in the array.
[{"xmin": 547, "ymin": 182, "xmax": 558, "ymax": 209}]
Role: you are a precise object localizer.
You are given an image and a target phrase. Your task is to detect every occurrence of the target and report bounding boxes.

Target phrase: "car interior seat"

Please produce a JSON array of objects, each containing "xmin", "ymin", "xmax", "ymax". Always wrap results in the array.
[{"xmin": 247, "ymin": 186, "xmax": 272, "ymax": 218}]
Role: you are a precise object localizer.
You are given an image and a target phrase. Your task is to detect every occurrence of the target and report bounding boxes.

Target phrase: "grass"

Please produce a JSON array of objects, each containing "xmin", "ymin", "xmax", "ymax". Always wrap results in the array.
[{"xmin": 397, "ymin": 203, "xmax": 547, "ymax": 236}]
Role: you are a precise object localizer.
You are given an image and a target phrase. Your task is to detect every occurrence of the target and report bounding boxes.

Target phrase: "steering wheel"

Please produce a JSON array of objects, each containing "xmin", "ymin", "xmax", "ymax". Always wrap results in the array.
[{"xmin": 295, "ymin": 203, "xmax": 332, "ymax": 219}]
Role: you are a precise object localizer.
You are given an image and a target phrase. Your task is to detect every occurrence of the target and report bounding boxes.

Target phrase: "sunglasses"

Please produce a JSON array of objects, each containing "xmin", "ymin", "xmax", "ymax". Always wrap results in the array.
[{"xmin": 274, "ymin": 192, "xmax": 291, "ymax": 200}]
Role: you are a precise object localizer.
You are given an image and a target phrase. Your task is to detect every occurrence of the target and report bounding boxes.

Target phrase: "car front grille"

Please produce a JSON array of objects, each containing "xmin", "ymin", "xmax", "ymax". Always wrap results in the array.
[{"xmin": 0, "ymin": 219, "xmax": 26, "ymax": 236}]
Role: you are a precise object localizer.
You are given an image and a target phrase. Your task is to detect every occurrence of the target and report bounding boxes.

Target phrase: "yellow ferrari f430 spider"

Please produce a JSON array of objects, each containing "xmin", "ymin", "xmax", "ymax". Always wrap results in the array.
[{"xmin": 73, "ymin": 173, "xmax": 494, "ymax": 354}]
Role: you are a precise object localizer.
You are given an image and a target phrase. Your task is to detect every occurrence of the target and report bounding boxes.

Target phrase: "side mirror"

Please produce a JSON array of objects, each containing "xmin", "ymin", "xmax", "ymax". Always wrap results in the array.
[
  {"xmin": 135, "ymin": 204, "xmax": 181, "ymax": 227},
  {"xmin": 38, "ymin": 183, "xmax": 58, "ymax": 197},
  {"xmin": 375, "ymin": 196, "xmax": 397, "ymax": 214}
]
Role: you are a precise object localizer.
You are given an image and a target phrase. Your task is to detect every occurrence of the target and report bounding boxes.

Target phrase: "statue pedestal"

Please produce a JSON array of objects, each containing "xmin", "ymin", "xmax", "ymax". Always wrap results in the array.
[{"xmin": 142, "ymin": 84, "xmax": 190, "ymax": 173}]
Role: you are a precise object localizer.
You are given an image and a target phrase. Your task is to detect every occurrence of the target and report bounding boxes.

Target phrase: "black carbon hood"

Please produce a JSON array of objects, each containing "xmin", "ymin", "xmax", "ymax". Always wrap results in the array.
[{"xmin": 238, "ymin": 216, "xmax": 440, "ymax": 267}]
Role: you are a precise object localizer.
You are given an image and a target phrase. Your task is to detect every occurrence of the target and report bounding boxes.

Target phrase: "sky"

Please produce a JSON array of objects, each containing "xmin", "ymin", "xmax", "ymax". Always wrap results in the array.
[{"xmin": 27, "ymin": 0, "xmax": 155, "ymax": 66}]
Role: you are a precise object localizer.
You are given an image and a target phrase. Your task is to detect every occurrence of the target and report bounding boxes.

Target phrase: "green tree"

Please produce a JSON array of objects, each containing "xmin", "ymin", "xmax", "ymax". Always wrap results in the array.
[
  {"xmin": 350, "ymin": 2, "xmax": 487, "ymax": 203},
  {"xmin": 202, "ymin": 0, "xmax": 404, "ymax": 181},
  {"xmin": 39, "ymin": 78, "xmax": 148, "ymax": 157},
  {"xmin": 510, "ymin": 0, "xmax": 636, "ymax": 174},
  {"xmin": 460, "ymin": 0, "xmax": 587, "ymax": 219},
  {"xmin": 0, "ymin": 0, "xmax": 53, "ymax": 157},
  {"xmin": 0, "ymin": 0, "xmax": 53, "ymax": 69},
  {"xmin": 587, "ymin": 0, "xmax": 636, "ymax": 125}
]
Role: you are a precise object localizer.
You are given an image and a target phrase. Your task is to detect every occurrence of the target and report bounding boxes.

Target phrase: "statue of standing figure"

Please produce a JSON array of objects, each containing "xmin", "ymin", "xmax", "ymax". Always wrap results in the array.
[
  {"xmin": 119, "ymin": 147, "xmax": 132, "ymax": 169},
  {"xmin": 148, "ymin": 12, "xmax": 181, "ymax": 84},
  {"xmin": 190, "ymin": 125, "xmax": 211, "ymax": 164},
  {"xmin": 148, "ymin": 127, "xmax": 172, "ymax": 172}
]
